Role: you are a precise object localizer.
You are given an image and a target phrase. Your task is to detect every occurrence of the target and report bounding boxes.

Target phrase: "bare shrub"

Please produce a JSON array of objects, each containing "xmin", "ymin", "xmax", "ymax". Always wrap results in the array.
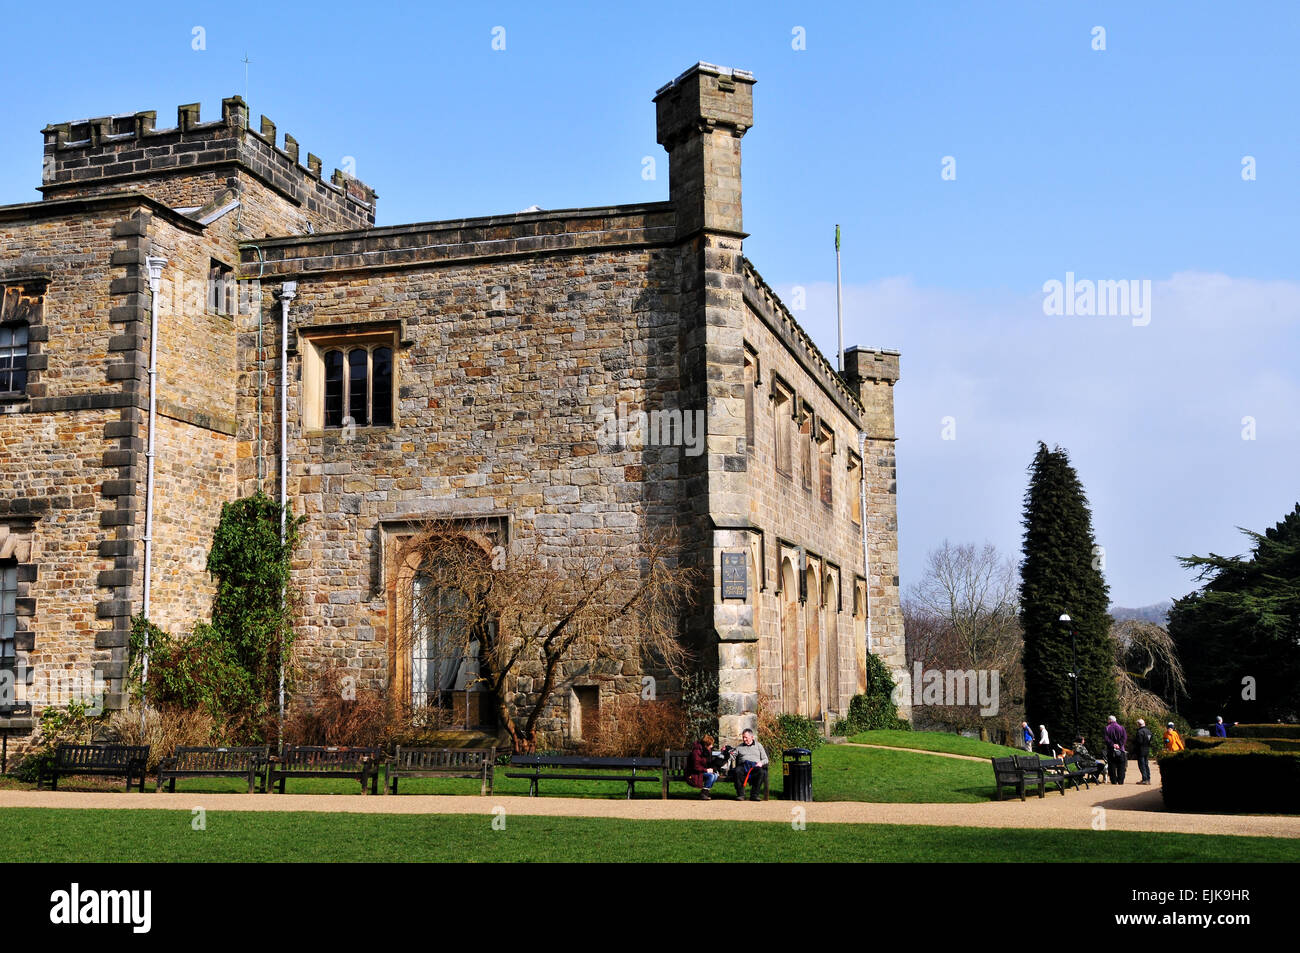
[
  {"xmin": 106, "ymin": 705, "xmax": 221, "ymax": 770},
  {"xmin": 282, "ymin": 667, "xmax": 390, "ymax": 748},
  {"xmin": 395, "ymin": 521, "xmax": 699, "ymax": 752},
  {"xmin": 580, "ymin": 696, "xmax": 688, "ymax": 757}
]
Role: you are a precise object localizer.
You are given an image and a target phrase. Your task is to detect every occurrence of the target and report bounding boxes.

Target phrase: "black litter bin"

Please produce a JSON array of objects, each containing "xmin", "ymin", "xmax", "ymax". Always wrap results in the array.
[{"xmin": 783, "ymin": 747, "xmax": 812, "ymax": 801}]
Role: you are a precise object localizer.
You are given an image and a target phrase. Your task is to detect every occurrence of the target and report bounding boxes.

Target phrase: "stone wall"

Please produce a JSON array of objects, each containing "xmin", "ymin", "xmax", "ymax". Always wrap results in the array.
[
  {"xmin": 0, "ymin": 198, "xmax": 158, "ymax": 747},
  {"xmin": 239, "ymin": 209, "xmax": 687, "ymax": 742},
  {"xmin": 740, "ymin": 280, "xmax": 871, "ymax": 724}
]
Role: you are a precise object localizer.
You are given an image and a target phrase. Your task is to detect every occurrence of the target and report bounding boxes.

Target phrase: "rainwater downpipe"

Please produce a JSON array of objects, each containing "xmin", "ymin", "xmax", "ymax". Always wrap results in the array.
[
  {"xmin": 239, "ymin": 243, "xmax": 267, "ymax": 491},
  {"xmin": 277, "ymin": 281, "xmax": 297, "ymax": 737},
  {"xmin": 142, "ymin": 256, "xmax": 167, "ymax": 695}
]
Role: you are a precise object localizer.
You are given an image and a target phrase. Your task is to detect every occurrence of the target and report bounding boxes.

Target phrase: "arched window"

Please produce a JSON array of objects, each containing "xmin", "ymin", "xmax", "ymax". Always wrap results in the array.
[{"xmin": 0, "ymin": 323, "xmax": 28, "ymax": 394}]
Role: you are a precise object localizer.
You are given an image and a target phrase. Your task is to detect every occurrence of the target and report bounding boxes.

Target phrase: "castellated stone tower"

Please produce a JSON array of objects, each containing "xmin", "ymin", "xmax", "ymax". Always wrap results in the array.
[
  {"xmin": 655, "ymin": 63, "xmax": 754, "ymax": 236},
  {"xmin": 41, "ymin": 97, "xmax": 377, "ymax": 234},
  {"xmin": 843, "ymin": 347, "xmax": 907, "ymax": 718},
  {"xmin": 655, "ymin": 65, "xmax": 761, "ymax": 740},
  {"xmin": 654, "ymin": 63, "xmax": 905, "ymax": 738}
]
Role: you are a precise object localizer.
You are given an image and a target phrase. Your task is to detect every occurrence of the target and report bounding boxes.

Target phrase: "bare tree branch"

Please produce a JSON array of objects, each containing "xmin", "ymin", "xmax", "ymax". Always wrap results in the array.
[{"xmin": 392, "ymin": 522, "xmax": 699, "ymax": 752}]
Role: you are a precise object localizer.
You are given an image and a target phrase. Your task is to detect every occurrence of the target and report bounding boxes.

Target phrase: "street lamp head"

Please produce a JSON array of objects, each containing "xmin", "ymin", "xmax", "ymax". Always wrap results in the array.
[{"xmin": 1059, "ymin": 613, "xmax": 1072, "ymax": 623}]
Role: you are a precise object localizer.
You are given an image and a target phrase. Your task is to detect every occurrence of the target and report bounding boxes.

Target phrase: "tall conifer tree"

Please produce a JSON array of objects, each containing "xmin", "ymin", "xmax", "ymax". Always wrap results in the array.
[
  {"xmin": 1019, "ymin": 443, "xmax": 1117, "ymax": 744},
  {"xmin": 1169, "ymin": 503, "xmax": 1300, "ymax": 724}
]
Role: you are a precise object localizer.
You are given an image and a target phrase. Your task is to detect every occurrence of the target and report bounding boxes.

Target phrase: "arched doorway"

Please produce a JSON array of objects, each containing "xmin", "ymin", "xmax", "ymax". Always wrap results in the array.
[
  {"xmin": 804, "ymin": 566, "xmax": 822, "ymax": 720},
  {"xmin": 824, "ymin": 575, "xmax": 839, "ymax": 717},
  {"xmin": 780, "ymin": 558, "xmax": 800, "ymax": 715},
  {"xmin": 392, "ymin": 533, "xmax": 498, "ymax": 730}
]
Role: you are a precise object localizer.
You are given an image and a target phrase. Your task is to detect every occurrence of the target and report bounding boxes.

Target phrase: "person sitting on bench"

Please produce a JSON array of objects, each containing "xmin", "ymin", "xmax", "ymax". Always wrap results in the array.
[
  {"xmin": 686, "ymin": 733, "xmax": 720, "ymax": 800},
  {"xmin": 1072, "ymin": 736, "xmax": 1107, "ymax": 777},
  {"xmin": 730, "ymin": 729, "xmax": 769, "ymax": 801}
]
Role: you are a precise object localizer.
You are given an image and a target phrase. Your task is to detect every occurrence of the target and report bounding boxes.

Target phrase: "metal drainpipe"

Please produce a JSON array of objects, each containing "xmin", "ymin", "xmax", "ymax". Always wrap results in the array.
[
  {"xmin": 142, "ymin": 257, "xmax": 167, "ymax": 693},
  {"xmin": 278, "ymin": 281, "xmax": 297, "ymax": 737},
  {"xmin": 238, "ymin": 243, "xmax": 267, "ymax": 491},
  {"xmin": 858, "ymin": 430, "xmax": 872, "ymax": 655}
]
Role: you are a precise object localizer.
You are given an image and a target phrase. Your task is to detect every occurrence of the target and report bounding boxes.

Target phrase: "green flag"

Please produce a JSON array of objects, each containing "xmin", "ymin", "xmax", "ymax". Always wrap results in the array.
[{"xmin": 835, "ymin": 224, "xmax": 840, "ymax": 251}]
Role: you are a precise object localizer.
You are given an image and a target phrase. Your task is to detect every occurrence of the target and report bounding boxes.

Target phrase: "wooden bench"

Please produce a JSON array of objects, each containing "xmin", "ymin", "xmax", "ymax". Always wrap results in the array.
[
  {"xmin": 661, "ymin": 749, "xmax": 769, "ymax": 800},
  {"xmin": 1058, "ymin": 755, "xmax": 1100, "ymax": 791},
  {"xmin": 506, "ymin": 754, "xmax": 663, "ymax": 798},
  {"xmin": 385, "ymin": 746, "xmax": 496, "ymax": 795},
  {"xmin": 1078, "ymin": 755, "xmax": 1107, "ymax": 787},
  {"xmin": 38, "ymin": 744, "xmax": 150, "ymax": 792},
  {"xmin": 156, "ymin": 746, "xmax": 270, "ymax": 793},
  {"xmin": 266, "ymin": 746, "xmax": 381, "ymax": 794},
  {"xmin": 990, "ymin": 755, "xmax": 1044, "ymax": 800},
  {"xmin": 1024, "ymin": 755, "xmax": 1068, "ymax": 796}
]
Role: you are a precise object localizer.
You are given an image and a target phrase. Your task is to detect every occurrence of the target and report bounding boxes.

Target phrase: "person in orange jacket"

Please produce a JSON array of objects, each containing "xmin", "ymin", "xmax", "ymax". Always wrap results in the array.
[{"xmin": 1163, "ymin": 722, "xmax": 1186, "ymax": 752}]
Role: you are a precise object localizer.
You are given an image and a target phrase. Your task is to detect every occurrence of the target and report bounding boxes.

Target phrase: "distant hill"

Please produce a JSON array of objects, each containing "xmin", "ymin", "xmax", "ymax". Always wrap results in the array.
[{"xmin": 1110, "ymin": 601, "xmax": 1173, "ymax": 626}]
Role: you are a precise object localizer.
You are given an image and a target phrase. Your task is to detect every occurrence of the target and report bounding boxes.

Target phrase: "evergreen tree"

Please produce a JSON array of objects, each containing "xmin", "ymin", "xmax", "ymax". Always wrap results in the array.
[
  {"xmin": 1019, "ymin": 443, "xmax": 1117, "ymax": 745},
  {"xmin": 1168, "ymin": 503, "xmax": 1300, "ymax": 725}
]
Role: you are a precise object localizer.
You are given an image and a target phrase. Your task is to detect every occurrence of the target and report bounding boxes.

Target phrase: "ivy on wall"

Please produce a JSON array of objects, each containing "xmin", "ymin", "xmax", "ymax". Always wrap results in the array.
[{"xmin": 129, "ymin": 491, "xmax": 304, "ymax": 740}]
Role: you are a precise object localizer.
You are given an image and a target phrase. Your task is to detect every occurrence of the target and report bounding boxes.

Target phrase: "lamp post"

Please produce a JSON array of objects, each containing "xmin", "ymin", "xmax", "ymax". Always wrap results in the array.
[{"xmin": 1060, "ymin": 613, "xmax": 1079, "ymax": 741}]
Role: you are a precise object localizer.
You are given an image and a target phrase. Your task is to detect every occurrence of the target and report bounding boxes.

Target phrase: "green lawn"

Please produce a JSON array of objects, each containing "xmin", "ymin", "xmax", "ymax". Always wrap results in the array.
[
  {"xmin": 848, "ymin": 730, "xmax": 1030, "ymax": 760},
  {"xmin": 800, "ymin": 744, "xmax": 996, "ymax": 802},
  {"xmin": 3, "ymin": 745, "xmax": 999, "ymax": 802},
  {"xmin": 3, "ymin": 808, "xmax": 1294, "ymax": 862}
]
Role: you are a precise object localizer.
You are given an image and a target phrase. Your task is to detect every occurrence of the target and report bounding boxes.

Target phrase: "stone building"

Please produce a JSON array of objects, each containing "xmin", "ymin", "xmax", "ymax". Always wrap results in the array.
[{"xmin": 0, "ymin": 63, "xmax": 904, "ymax": 751}]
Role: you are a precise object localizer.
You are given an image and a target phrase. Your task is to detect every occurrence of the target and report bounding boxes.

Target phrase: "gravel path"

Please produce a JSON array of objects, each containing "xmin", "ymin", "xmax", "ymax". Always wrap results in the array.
[{"xmin": 3, "ymin": 763, "xmax": 1297, "ymax": 838}]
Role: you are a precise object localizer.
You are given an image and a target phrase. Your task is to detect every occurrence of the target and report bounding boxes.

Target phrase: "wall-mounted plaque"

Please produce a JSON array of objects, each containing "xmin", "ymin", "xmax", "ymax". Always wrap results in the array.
[{"xmin": 721, "ymin": 551, "xmax": 747, "ymax": 600}]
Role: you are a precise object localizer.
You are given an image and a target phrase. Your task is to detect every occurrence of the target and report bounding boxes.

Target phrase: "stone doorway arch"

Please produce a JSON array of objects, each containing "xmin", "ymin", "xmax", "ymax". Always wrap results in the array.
[
  {"xmin": 824, "ymin": 573, "xmax": 839, "ymax": 717},
  {"xmin": 804, "ymin": 564, "xmax": 822, "ymax": 720},
  {"xmin": 779, "ymin": 556, "xmax": 799, "ymax": 715}
]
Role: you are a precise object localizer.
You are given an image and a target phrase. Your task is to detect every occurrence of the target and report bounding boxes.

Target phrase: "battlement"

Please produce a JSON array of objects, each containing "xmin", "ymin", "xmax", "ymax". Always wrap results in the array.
[
  {"xmin": 844, "ymin": 346, "xmax": 901, "ymax": 384},
  {"xmin": 40, "ymin": 97, "xmax": 377, "ymax": 231}
]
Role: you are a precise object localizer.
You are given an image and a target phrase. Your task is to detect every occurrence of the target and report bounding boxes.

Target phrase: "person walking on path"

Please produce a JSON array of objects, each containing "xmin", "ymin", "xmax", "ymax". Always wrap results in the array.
[
  {"xmin": 1163, "ymin": 722, "xmax": 1185, "ymax": 752},
  {"xmin": 1213, "ymin": 716, "xmax": 1228, "ymax": 738},
  {"xmin": 1037, "ymin": 724, "xmax": 1051, "ymax": 756},
  {"xmin": 1021, "ymin": 722, "xmax": 1034, "ymax": 752},
  {"xmin": 1134, "ymin": 719, "xmax": 1153, "ymax": 785},
  {"xmin": 1104, "ymin": 715, "xmax": 1128, "ymax": 785}
]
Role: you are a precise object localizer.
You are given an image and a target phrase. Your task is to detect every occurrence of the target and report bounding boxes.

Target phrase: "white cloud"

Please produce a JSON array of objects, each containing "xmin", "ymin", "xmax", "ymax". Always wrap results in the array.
[{"xmin": 774, "ymin": 272, "xmax": 1300, "ymax": 606}]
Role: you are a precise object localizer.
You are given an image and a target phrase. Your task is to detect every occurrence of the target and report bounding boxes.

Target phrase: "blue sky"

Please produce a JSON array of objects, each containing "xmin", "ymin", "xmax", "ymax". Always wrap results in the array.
[{"xmin": 1, "ymin": 1, "xmax": 1296, "ymax": 606}]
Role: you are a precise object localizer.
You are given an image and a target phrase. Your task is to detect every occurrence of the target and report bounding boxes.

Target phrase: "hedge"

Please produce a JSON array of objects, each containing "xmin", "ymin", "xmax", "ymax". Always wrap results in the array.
[
  {"xmin": 1229, "ymin": 723, "xmax": 1300, "ymax": 740},
  {"xmin": 1184, "ymin": 736, "xmax": 1300, "ymax": 754},
  {"xmin": 1160, "ymin": 749, "xmax": 1300, "ymax": 814}
]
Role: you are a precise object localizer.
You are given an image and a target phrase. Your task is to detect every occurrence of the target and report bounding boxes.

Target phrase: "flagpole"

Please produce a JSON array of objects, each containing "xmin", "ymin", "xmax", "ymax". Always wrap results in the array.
[{"xmin": 835, "ymin": 224, "xmax": 843, "ymax": 372}]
